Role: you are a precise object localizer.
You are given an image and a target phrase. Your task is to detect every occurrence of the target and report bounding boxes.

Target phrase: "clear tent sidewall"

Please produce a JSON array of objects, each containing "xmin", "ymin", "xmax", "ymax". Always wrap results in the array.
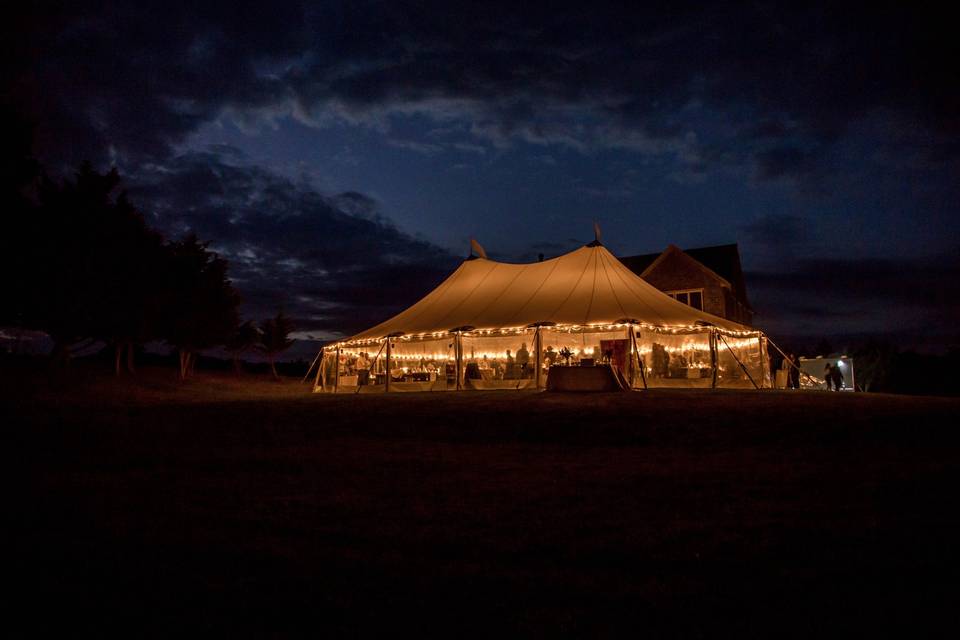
[{"xmin": 314, "ymin": 325, "xmax": 770, "ymax": 392}]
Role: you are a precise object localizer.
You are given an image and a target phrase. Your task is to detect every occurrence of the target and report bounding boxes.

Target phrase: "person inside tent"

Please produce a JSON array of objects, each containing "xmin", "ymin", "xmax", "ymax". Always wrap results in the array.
[
  {"xmin": 356, "ymin": 352, "xmax": 370, "ymax": 385},
  {"xmin": 517, "ymin": 342, "xmax": 531, "ymax": 378},
  {"xmin": 543, "ymin": 346, "xmax": 556, "ymax": 369}
]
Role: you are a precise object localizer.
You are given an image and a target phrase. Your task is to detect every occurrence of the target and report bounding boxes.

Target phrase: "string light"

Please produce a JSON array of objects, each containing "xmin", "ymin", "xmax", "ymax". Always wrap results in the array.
[{"xmin": 327, "ymin": 321, "xmax": 763, "ymax": 351}]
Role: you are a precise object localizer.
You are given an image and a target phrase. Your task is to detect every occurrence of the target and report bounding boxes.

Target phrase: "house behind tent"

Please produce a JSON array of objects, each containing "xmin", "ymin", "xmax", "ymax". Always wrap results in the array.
[{"xmin": 619, "ymin": 244, "xmax": 753, "ymax": 326}]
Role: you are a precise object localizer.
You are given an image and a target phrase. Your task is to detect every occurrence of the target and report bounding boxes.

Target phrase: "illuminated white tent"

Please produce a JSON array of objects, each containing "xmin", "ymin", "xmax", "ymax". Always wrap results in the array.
[{"xmin": 314, "ymin": 240, "xmax": 770, "ymax": 392}]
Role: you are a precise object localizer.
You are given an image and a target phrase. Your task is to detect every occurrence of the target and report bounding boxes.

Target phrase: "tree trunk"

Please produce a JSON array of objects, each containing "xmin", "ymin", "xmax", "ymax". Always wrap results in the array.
[
  {"xmin": 269, "ymin": 356, "xmax": 279, "ymax": 380},
  {"xmin": 126, "ymin": 340, "xmax": 136, "ymax": 374},
  {"xmin": 232, "ymin": 354, "xmax": 242, "ymax": 376},
  {"xmin": 179, "ymin": 349, "xmax": 190, "ymax": 380},
  {"xmin": 114, "ymin": 342, "xmax": 123, "ymax": 376},
  {"xmin": 51, "ymin": 340, "xmax": 71, "ymax": 370}
]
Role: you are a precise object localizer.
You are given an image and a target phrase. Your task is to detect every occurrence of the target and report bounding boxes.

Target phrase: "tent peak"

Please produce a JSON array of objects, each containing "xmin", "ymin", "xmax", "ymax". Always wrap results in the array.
[
  {"xmin": 586, "ymin": 221, "xmax": 603, "ymax": 247},
  {"xmin": 469, "ymin": 238, "xmax": 488, "ymax": 260}
]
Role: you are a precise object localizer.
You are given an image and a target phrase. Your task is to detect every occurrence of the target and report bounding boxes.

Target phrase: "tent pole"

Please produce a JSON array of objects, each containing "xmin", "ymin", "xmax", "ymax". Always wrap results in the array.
[
  {"xmin": 710, "ymin": 328, "xmax": 718, "ymax": 389},
  {"xmin": 760, "ymin": 336, "xmax": 768, "ymax": 388},
  {"xmin": 534, "ymin": 326, "xmax": 543, "ymax": 390},
  {"xmin": 455, "ymin": 332, "xmax": 462, "ymax": 390},
  {"xmin": 385, "ymin": 338, "xmax": 392, "ymax": 393},
  {"xmin": 364, "ymin": 340, "xmax": 387, "ymax": 393},
  {"xmin": 334, "ymin": 346, "xmax": 340, "ymax": 393},
  {"xmin": 302, "ymin": 349, "xmax": 323, "ymax": 383},
  {"xmin": 765, "ymin": 334, "xmax": 819, "ymax": 388},
  {"xmin": 717, "ymin": 332, "xmax": 759, "ymax": 390},
  {"xmin": 624, "ymin": 325, "xmax": 632, "ymax": 388},
  {"xmin": 630, "ymin": 325, "xmax": 647, "ymax": 390},
  {"xmin": 313, "ymin": 350, "xmax": 325, "ymax": 391}
]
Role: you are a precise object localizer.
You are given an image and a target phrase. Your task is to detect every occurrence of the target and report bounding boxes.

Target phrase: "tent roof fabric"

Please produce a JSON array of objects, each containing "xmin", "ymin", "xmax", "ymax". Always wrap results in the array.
[{"xmin": 342, "ymin": 244, "xmax": 750, "ymax": 344}]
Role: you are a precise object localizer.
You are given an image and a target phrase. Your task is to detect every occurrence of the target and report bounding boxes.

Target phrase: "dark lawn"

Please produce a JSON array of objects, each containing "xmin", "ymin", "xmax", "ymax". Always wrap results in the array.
[{"xmin": 8, "ymin": 365, "xmax": 960, "ymax": 637}]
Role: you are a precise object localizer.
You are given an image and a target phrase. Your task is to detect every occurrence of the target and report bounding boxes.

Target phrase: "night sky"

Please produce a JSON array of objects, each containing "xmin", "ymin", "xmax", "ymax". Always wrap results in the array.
[{"xmin": 6, "ymin": 2, "xmax": 959, "ymax": 353}]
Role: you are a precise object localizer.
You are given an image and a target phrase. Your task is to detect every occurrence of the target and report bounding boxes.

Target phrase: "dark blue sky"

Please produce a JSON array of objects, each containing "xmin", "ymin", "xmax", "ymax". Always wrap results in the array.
[{"xmin": 6, "ymin": 1, "xmax": 959, "ymax": 350}]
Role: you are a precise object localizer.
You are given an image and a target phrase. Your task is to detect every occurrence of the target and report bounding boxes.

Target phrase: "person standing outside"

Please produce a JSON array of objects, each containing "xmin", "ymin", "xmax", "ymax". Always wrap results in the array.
[
  {"xmin": 780, "ymin": 353, "xmax": 792, "ymax": 389},
  {"xmin": 830, "ymin": 362, "xmax": 844, "ymax": 391}
]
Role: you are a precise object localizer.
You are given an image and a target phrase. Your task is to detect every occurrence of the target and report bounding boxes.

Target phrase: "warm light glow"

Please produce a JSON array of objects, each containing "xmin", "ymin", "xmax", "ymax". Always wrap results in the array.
[{"xmin": 328, "ymin": 322, "xmax": 763, "ymax": 351}]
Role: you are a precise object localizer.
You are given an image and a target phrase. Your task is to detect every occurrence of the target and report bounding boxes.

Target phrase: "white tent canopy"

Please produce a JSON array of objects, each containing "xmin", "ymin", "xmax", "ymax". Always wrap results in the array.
[
  {"xmin": 315, "ymin": 242, "xmax": 769, "ymax": 392},
  {"xmin": 346, "ymin": 243, "xmax": 746, "ymax": 342}
]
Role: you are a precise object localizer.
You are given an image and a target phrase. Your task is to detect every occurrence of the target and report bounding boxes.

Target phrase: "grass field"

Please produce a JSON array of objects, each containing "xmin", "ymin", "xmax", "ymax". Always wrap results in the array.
[{"xmin": 9, "ymin": 364, "xmax": 960, "ymax": 636}]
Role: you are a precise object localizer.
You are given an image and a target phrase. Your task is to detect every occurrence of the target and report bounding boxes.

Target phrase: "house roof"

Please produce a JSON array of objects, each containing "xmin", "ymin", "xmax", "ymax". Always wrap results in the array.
[{"xmin": 619, "ymin": 244, "xmax": 752, "ymax": 310}]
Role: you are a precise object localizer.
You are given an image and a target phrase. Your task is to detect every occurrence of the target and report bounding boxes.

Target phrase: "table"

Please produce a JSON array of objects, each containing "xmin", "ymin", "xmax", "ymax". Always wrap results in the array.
[{"xmin": 546, "ymin": 365, "xmax": 624, "ymax": 392}]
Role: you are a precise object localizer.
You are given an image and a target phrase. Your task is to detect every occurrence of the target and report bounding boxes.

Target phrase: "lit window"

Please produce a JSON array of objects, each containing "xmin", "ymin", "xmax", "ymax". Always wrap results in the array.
[{"xmin": 667, "ymin": 289, "xmax": 704, "ymax": 311}]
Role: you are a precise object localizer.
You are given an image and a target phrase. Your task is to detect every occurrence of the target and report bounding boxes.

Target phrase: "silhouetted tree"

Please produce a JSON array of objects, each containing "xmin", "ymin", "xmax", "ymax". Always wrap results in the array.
[
  {"xmin": 225, "ymin": 320, "xmax": 260, "ymax": 375},
  {"xmin": 88, "ymin": 190, "xmax": 167, "ymax": 375},
  {"xmin": 853, "ymin": 340, "xmax": 897, "ymax": 392},
  {"xmin": 259, "ymin": 311, "xmax": 295, "ymax": 379},
  {"xmin": 813, "ymin": 338, "xmax": 834, "ymax": 358},
  {"xmin": 159, "ymin": 236, "xmax": 240, "ymax": 380},
  {"xmin": 16, "ymin": 164, "xmax": 169, "ymax": 373},
  {"xmin": 28, "ymin": 164, "xmax": 129, "ymax": 367},
  {"xmin": 1, "ymin": 126, "xmax": 243, "ymax": 379},
  {"xmin": 0, "ymin": 106, "xmax": 43, "ymax": 347}
]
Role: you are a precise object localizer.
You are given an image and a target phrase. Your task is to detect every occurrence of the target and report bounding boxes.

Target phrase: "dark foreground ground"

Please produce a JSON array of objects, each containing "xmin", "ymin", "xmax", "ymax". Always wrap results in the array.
[{"xmin": 8, "ymin": 365, "xmax": 960, "ymax": 637}]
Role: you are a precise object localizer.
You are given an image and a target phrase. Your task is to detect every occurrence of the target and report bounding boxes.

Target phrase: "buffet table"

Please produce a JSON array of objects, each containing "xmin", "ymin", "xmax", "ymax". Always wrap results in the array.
[{"xmin": 546, "ymin": 364, "xmax": 625, "ymax": 392}]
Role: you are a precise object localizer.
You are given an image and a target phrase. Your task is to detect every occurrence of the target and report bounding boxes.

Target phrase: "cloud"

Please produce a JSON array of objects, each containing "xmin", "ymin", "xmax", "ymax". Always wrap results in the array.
[
  {"xmin": 747, "ymin": 249, "xmax": 960, "ymax": 348},
  {"xmin": 125, "ymin": 150, "xmax": 459, "ymax": 339},
  {"xmin": 386, "ymin": 138, "xmax": 444, "ymax": 155},
  {"xmin": 741, "ymin": 215, "xmax": 808, "ymax": 248},
  {"xmin": 754, "ymin": 147, "xmax": 820, "ymax": 181},
  {"xmin": 7, "ymin": 1, "xmax": 958, "ymax": 351},
  {"xmin": 738, "ymin": 214, "xmax": 811, "ymax": 268},
  {"xmin": 9, "ymin": 2, "xmax": 957, "ymax": 181}
]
